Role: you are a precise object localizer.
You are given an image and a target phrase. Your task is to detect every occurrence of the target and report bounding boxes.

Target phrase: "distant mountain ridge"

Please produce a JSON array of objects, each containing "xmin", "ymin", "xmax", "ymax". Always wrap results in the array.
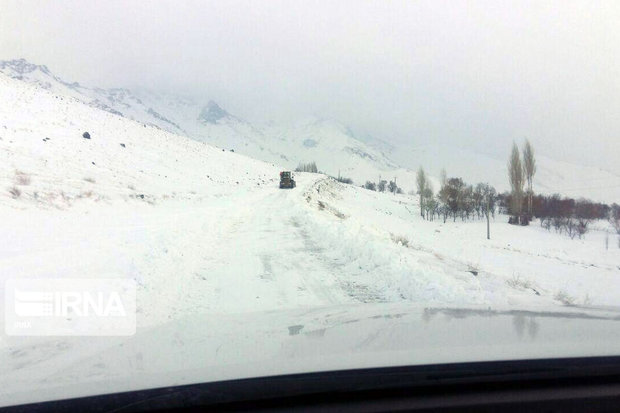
[
  {"xmin": 0, "ymin": 58, "xmax": 419, "ymax": 187},
  {"xmin": 2, "ymin": 58, "xmax": 618, "ymax": 202}
]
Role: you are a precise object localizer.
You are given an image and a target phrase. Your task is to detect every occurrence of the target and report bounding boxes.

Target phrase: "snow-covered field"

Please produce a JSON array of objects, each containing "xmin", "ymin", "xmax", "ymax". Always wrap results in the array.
[{"xmin": 1, "ymin": 70, "xmax": 620, "ymax": 404}]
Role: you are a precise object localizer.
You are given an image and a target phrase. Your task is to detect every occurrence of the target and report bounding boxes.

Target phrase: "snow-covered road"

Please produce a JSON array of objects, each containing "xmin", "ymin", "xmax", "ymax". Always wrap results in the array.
[
  {"xmin": 136, "ymin": 174, "xmax": 356, "ymax": 323},
  {"xmin": 0, "ymin": 174, "xmax": 359, "ymax": 330}
]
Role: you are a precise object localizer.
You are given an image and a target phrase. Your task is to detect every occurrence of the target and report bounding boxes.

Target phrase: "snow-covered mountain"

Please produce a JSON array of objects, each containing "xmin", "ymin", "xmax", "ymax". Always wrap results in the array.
[
  {"xmin": 0, "ymin": 59, "xmax": 185, "ymax": 133},
  {"xmin": 128, "ymin": 88, "xmax": 420, "ymax": 187},
  {"xmin": 2, "ymin": 58, "xmax": 618, "ymax": 202},
  {"xmin": 0, "ymin": 59, "xmax": 417, "ymax": 188}
]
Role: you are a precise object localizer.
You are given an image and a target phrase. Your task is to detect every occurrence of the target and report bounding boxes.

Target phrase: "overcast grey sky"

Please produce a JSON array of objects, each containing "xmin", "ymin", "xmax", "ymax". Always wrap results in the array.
[{"xmin": 1, "ymin": 0, "xmax": 619, "ymax": 170}]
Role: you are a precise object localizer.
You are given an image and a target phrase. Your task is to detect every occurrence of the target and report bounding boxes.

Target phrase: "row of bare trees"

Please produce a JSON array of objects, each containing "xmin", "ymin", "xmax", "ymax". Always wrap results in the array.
[
  {"xmin": 360, "ymin": 138, "xmax": 618, "ymax": 244},
  {"xmin": 295, "ymin": 161, "xmax": 319, "ymax": 173},
  {"xmin": 504, "ymin": 140, "xmax": 620, "ymax": 242},
  {"xmin": 415, "ymin": 167, "xmax": 498, "ymax": 239},
  {"xmin": 498, "ymin": 192, "xmax": 619, "ymax": 240},
  {"xmin": 364, "ymin": 179, "xmax": 403, "ymax": 194}
]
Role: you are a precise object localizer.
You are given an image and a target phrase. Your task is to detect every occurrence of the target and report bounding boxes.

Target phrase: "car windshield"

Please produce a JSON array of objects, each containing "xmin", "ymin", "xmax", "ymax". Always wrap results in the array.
[{"xmin": 1, "ymin": 0, "xmax": 620, "ymax": 408}]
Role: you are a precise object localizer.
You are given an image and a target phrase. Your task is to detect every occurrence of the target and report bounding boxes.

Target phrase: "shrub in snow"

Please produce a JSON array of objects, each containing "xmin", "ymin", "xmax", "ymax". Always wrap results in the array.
[
  {"xmin": 552, "ymin": 216, "xmax": 564, "ymax": 233},
  {"xmin": 564, "ymin": 217, "xmax": 579, "ymax": 239},
  {"xmin": 506, "ymin": 274, "xmax": 532, "ymax": 290},
  {"xmin": 82, "ymin": 131, "xmax": 90, "ymax": 139},
  {"xmin": 540, "ymin": 216, "xmax": 551, "ymax": 231},
  {"xmin": 364, "ymin": 181, "xmax": 376, "ymax": 191},
  {"xmin": 554, "ymin": 290, "xmax": 576, "ymax": 306},
  {"xmin": 8, "ymin": 186, "xmax": 21, "ymax": 199},
  {"xmin": 576, "ymin": 218, "xmax": 589, "ymax": 238},
  {"xmin": 336, "ymin": 176, "xmax": 353, "ymax": 185}
]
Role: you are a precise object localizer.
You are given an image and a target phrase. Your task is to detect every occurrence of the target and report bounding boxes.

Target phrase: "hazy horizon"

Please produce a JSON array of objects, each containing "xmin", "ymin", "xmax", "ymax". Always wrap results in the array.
[{"xmin": 2, "ymin": 0, "xmax": 619, "ymax": 174}]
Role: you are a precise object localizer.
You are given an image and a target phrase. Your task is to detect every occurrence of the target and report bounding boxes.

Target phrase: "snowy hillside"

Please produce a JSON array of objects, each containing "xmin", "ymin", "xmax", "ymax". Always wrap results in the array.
[
  {"xmin": 129, "ymin": 90, "xmax": 421, "ymax": 187},
  {"xmin": 0, "ymin": 59, "xmax": 418, "ymax": 188},
  {"xmin": 0, "ymin": 59, "xmax": 185, "ymax": 135},
  {"xmin": 2, "ymin": 64, "xmax": 620, "ymax": 404}
]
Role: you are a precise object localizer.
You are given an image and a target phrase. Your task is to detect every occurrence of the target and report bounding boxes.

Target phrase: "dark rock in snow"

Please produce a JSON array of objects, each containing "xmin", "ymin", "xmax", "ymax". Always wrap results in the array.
[
  {"xmin": 82, "ymin": 132, "xmax": 91, "ymax": 139},
  {"xmin": 120, "ymin": 143, "xmax": 126, "ymax": 148}
]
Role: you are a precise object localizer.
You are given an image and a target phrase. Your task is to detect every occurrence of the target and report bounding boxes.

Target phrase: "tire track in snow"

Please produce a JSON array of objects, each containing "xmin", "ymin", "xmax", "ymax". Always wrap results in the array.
[{"xmin": 165, "ymin": 175, "xmax": 358, "ymax": 314}]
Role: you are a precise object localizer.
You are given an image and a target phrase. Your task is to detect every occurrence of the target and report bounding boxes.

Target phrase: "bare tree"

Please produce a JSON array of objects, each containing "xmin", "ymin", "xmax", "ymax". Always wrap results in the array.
[
  {"xmin": 440, "ymin": 168, "xmax": 447, "ymax": 189},
  {"xmin": 522, "ymin": 139, "xmax": 537, "ymax": 216},
  {"xmin": 508, "ymin": 142, "xmax": 525, "ymax": 223},
  {"xmin": 416, "ymin": 167, "xmax": 426, "ymax": 218},
  {"xmin": 377, "ymin": 180, "xmax": 387, "ymax": 192},
  {"xmin": 442, "ymin": 177, "xmax": 465, "ymax": 222},
  {"xmin": 388, "ymin": 180, "xmax": 399, "ymax": 194},
  {"xmin": 564, "ymin": 217, "xmax": 578, "ymax": 239},
  {"xmin": 478, "ymin": 183, "xmax": 496, "ymax": 240},
  {"xmin": 423, "ymin": 182, "xmax": 434, "ymax": 220}
]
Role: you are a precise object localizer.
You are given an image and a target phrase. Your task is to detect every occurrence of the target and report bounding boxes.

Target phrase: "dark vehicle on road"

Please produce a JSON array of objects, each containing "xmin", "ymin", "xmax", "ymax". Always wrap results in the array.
[{"xmin": 279, "ymin": 171, "xmax": 296, "ymax": 189}]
